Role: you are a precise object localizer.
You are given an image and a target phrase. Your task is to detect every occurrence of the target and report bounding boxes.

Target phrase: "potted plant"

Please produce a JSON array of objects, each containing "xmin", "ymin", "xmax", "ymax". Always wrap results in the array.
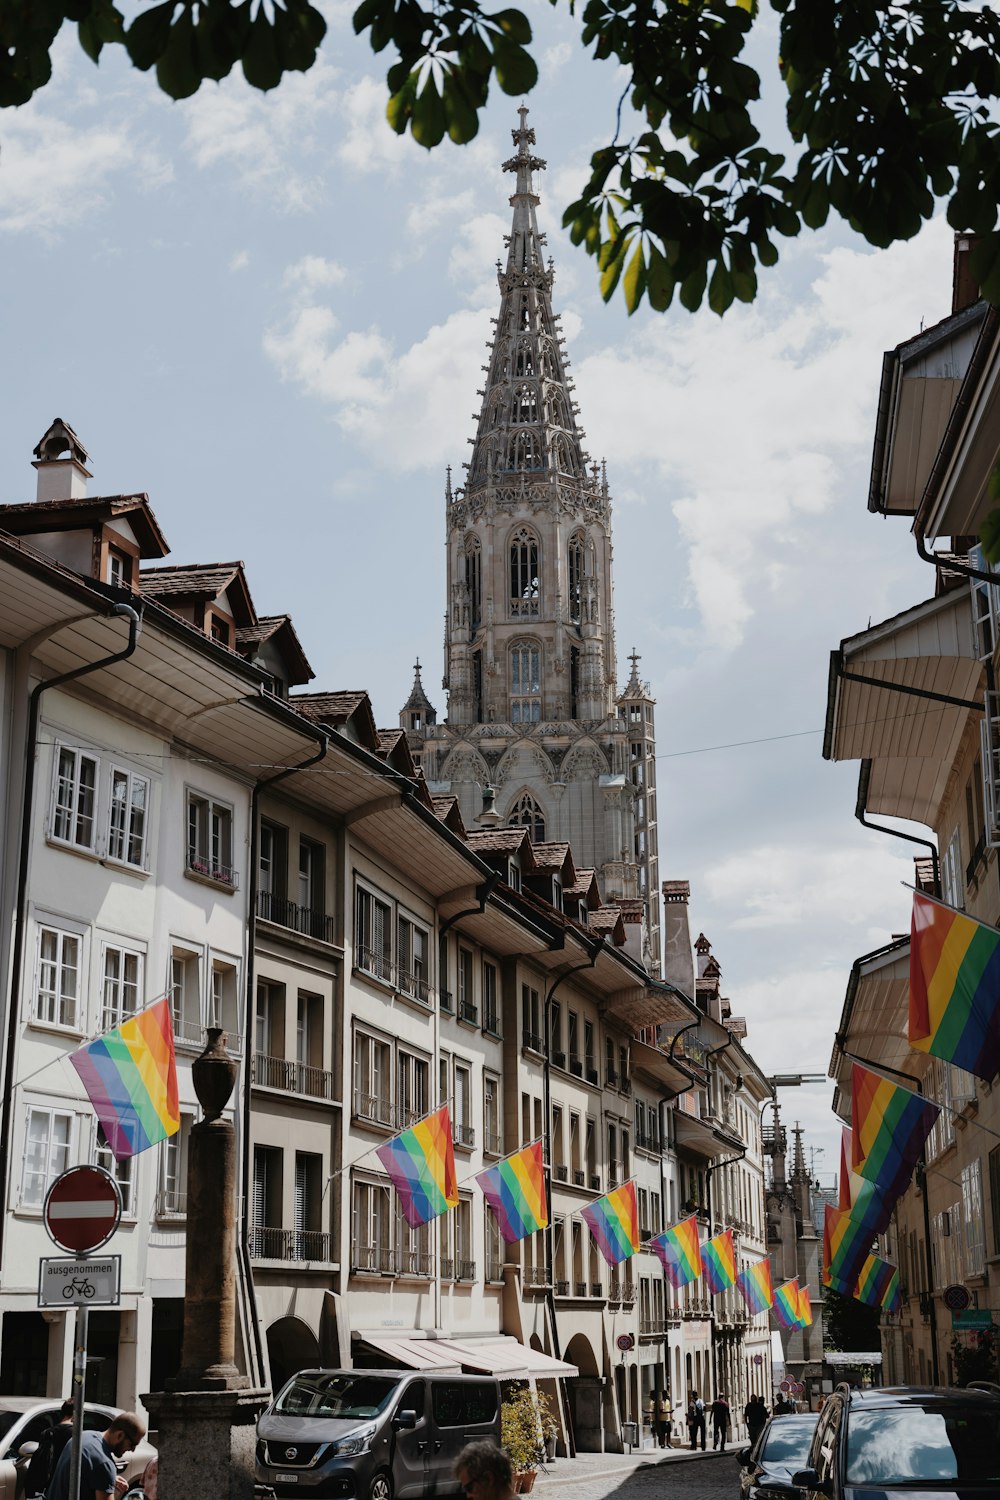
[{"xmin": 501, "ymin": 1385, "xmax": 556, "ymax": 1491}]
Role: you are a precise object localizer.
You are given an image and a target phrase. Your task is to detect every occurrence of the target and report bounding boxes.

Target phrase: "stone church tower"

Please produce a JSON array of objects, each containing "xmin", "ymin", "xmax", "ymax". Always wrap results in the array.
[{"xmin": 402, "ymin": 109, "xmax": 660, "ymax": 970}]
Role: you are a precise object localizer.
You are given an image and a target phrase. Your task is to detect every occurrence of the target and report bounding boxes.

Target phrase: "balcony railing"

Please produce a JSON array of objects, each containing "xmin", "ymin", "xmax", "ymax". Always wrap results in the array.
[
  {"xmin": 457, "ymin": 1259, "xmax": 476, "ymax": 1281},
  {"xmin": 573, "ymin": 1169, "xmax": 585, "ymax": 1186},
  {"xmin": 352, "ymin": 1244, "xmax": 397, "ymax": 1275},
  {"xmin": 575, "ymin": 1281, "xmax": 588, "ymax": 1297},
  {"xmin": 398, "ymin": 1249, "xmax": 434, "ymax": 1278},
  {"xmin": 554, "ymin": 1165, "xmax": 568, "ymax": 1182},
  {"xmin": 484, "ymin": 1128, "xmax": 504, "ymax": 1156},
  {"xmin": 639, "ymin": 1318, "xmax": 665, "ymax": 1337},
  {"xmin": 523, "ymin": 1266, "xmax": 550, "ymax": 1287},
  {"xmin": 454, "ymin": 1123, "xmax": 476, "ymax": 1150},
  {"xmin": 187, "ymin": 853, "xmax": 239, "ymax": 889},
  {"xmin": 621, "ymin": 1282, "xmax": 636, "ymax": 1303},
  {"xmin": 486, "ymin": 1262, "xmax": 506, "ymax": 1282},
  {"xmin": 353, "ymin": 1089, "xmax": 394, "ymax": 1128},
  {"xmin": 569, "ymin": 1054, "xmax": 582, "ymax": 1076},
  {"xmin": 609, "ymin": 1280, "xmax": 621, "ymax": 1302},
  {"xmin": 482, "ymin": 1006, "xmax": 499, "ymax": 1036},
  {"xmin": 357, "ymin": 945, "xmax": 393, "ymax": 983},
  {"xmin": 440, "ymin": 1257, "xmax": 455, "ymax": 1280},
  {"xmin": 252, "ymin": 1227, "xmax": 332, "ymax": 1262},
  {"xmin": 590, "ymin": 1281, "xmax": 603, "ymax": 1297},
  {"xmin": 254, "ymin": 1053, "xmax": 335, "ymax": 1100},
  {"xmin": 256, "ymin": 891, "xmax": 335, "ymax": 944},
  {"xmin": 589, "ymin": 1173, "xmax": 601, "ymax": 1191},
  {"xmin": 522, "ymin": 1030, "xmax": 544, "ymax": 1053},
  {"xmin": 397, "ymin": 969, "xmax": 431, "ymax": 1005},
  {"xmin": 510, "ymin": 598, "xmax": 540, "ymax": 617},
  {"xmin": 440, "ymin": 989, "xmax": 454, "ymax": 1013},
  {"xmin": 155, "ymin": 1189, "xmax": 187, "ymax": 1219},
  {"xmin": 459, "ymin": 999, "xmax": 479, "ymax": 1025},
  {"xmin": 555, "ymin": 1280, "xmax": 570, "ymax": 1296},
  {"xmin": 172, "ymin": 1016, "xmax": 207, "ymax": 1050}
]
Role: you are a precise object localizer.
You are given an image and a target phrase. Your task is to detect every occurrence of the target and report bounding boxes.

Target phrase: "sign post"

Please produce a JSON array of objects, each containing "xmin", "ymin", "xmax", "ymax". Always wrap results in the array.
[{"xmin": 43, "ymin": 1167, "xmax": 122, "ymax": 1500}]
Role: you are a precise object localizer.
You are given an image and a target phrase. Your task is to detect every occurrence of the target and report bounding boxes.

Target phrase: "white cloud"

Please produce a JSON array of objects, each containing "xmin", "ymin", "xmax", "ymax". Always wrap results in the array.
[
  {"xmin": 283, "ymin": 255, "xmax": 348, "ymax": 297},
  {"xmin": 542, "ymin": 41, "xmax": 574, "ymax": 79},
  {"xmin": 703, "ymin": 841, "xmax": 912, "ymax": 935},
  {"xmin": 264, "ymin": 297, "xmax": 490, "ymax": 470},
  {"xmin": 183, "ymin": 57, "xmax": 338, "ymax": 209},
  {"xmin": 0, "ymin": 106, "xmax": 172, "ymax": 235},
  {"xmin": 229, "ymin": 249, "xmax": 251, "ymax": 272},
  {"xmin": 337, "ymin": 76, "xmax": 411, "ymax": 174}
]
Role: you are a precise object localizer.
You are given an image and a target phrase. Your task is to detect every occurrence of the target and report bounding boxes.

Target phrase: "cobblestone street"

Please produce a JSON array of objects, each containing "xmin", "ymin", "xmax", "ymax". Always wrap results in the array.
[{"xmin": 532, "ymin": 1449, "xmax": 735, "ymax": 1500}]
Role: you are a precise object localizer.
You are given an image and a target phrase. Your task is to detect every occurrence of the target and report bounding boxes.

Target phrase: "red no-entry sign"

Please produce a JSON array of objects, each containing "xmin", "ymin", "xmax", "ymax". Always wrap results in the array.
[{"xmin": 44, "ymin": 1166, "xmax": 121, "ymax": 1254}]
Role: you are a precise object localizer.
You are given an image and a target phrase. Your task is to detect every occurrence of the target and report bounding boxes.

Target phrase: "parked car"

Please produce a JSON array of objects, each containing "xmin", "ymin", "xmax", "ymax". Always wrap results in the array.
[
  {"xmin": 792, "ymin": 1384, "xmax": 1000, "ymax": 1499},
  {"xmin": 256, "ymin": 1369, "xmax": 502, "ymax": 1500},
  {"xmin": 0, "ymin": 1399, "xmax": 155, "ymax": 1500},
  {"xmin": 736, "ymin": 1412, "xmax": 819, "ymax": 1499}
]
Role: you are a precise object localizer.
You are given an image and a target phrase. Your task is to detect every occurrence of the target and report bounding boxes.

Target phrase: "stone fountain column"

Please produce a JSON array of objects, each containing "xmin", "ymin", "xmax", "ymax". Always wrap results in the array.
[{"xmin": 143, "ymin": 1030, "xmax": 269, "ymax": 1500}]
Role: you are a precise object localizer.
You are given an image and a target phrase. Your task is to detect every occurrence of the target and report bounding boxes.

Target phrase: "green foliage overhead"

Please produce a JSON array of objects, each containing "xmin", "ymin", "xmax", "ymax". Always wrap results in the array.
[{"xmin": 6, "ymin": 1, "xmax": 1000, "ymax": 315}]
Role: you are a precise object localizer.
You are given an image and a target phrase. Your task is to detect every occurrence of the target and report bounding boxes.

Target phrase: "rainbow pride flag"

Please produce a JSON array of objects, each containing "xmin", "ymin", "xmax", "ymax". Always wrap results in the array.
[
  {"xmin": 797, "ymin": 1283, "xmax": 813, "ymax": 1327},
  {"xmin": 855, "ymin": 1253, "xmax": 899, "ymax": 1313},
  {"xmin": 910, "ymin": 890, "xmax": 1000, "ymax": 1082},
  {"xmin": 581, "ymin": 1181, "xmax": 639, "ymax": 1265},
  {"xmin": 476, "ymin": 1142, "xmax": 547, "ymax": 1243},
  {"xmin": 650, "ymin": 1215, "xmax": 702, "ymax": 1288},
  {"xmin": 822, "ymin": 1205, "xmax": 862, "ymax": 1293},
  {"xmin": 701, "ymin": 1230, "xmax": 737, "ymax": 1293},
  {"xmin": 69, "ymin": 997, "xmax": 179, "ymax": 1161},
  {"xmin": 851, "ymin": 1063, "xmax": 939, "ymax": 1206},
  {"xmin": 375, "ymin": 1105, "xmax": 459, "ymax": 1228},
  {"xmin": 824, "ymin": 1198, "xmax": 882, "ymax": 1288},
  {"xmin": 838, "ymin": 1127, "xmax": 853, "ymax": 1211},
  {"xmin": 736, "ymin": 1259, "xmax": 773, "ymax": 1315},
  {"xmin": 773, "ymin": 1279, "xmax": 802, "ymax": 1329},
  {"xmin": 881, "ymin": 1268, "xmax": 902, "ymax": 1316}
]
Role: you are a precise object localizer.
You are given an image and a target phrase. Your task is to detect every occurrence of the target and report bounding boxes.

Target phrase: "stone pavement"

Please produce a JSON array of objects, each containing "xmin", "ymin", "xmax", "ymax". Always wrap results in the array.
[{"xmin": 534, "ymin": 1446, "xmax": 732, "ymax": 1488}]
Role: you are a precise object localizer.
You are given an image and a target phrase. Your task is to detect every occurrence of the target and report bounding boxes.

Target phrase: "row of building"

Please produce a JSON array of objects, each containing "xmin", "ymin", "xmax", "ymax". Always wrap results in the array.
[
  {"xmin": 824, "ymin": 237, "xmax": 1000, "ymax": 1385},
  {"xmin": 0, "ymin": 110, "xmax": 827, "ymax": 1449}
]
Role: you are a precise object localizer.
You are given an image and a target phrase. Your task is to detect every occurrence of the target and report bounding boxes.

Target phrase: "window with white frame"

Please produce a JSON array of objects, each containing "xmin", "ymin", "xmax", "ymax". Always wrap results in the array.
[
  {"xmin": 356, "ymin": 886, "xmax": 392, "ymax": 982},
  {"xmin": 107, "ymin": 766, "xmax": 149, "ymax": 868},
  {"xmin": 485, "ymin": 1204, "xmax": 504, "ymax": 1281},
  {"xmin": 453, "ymin": 1061, "xmax": 474, "ymax": 1149},
  {"xmin": 187, "ymin": 792, "xmax": 236, "ymax": 886},
  {"xmin": 209, "ymin": 961, "xmax": 241, "ymax": 1046},
  {"xmin": 397, "ymin": 915, "xmax": 430, "ymax": 1003},
  {"xmin": 35, "ymin": 925, "xmax": 81, "ymax": 1028},
  {"xmin": 962, "ymin": 1159, "xmax": 985, "ymax": 1275},
  {"xmin": 458, "ymin": 948, "xmax": 476, "ymax": 1023},
  {"xmin": 397, "ymin": 1050, "xmax": 429, "ymax": 1128},
  {"xmin": 484, "ymin": 1073, "xmax": 502, "ymax": 1155},
  {"xmin": 101, "ymin": 944, "xmax": 141, "ymax": 1031},
  {"xmin": 455, "ymin": 1198, "xmax": 474, "ymax": 1279},
  {"xmin": 353, "ymin": 1030, "xmax": 393, "ymax": 1126},
  {"xmin": 483, "ymin": 961, "xmax": 499, "ymax": 1035},
  {"xmin": 169, "ymin": 946, "xmax": 201, "ymax": 1048},
  {"xmin": 352, "ymin": 1178, "xmax": 394, "ymax": 1274},
  {"xmin": 522, "ymin": 984, "xmax": 542, "ymax": 1050},
  {"xmin": 941, "ymin": 827, "xmax": 964, "ymax": 910},
  {"xmin": 52, "ymin": 746, "xmax": 99, "ymax": 851},
  {"xmin": 21, "ymin": 1106, "xmax": 73, "ymax": 1207},
  {"xmin": 158, "ymin": 1115, "xmax": 191, "ymax": 1217},
  {"xmin": 94, "ymin": 1122, "xmax": 132, "ymax": 1215},
  {"xmin": 398, "ymin": 1215, "xmax": 431, "ymax": 1278}
]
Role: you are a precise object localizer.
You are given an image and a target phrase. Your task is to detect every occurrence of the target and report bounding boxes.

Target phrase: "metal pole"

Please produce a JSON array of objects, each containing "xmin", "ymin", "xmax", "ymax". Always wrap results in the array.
[{"xmin": 69, "ymin": 1303, "xmax": 88, "ymax": 1500}]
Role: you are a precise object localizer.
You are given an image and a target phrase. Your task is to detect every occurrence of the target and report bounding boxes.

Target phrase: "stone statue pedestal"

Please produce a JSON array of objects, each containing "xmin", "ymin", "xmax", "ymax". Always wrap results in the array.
[{"xmin": 143, "ymin": 1389, "xmax": 269, "ymax": 1500}]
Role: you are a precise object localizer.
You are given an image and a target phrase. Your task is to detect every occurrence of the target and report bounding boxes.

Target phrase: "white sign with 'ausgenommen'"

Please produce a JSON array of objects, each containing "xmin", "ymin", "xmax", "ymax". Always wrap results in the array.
[{"xmin": 38, "ymin": 1256, "xmax": 121, "ymax": 1308}]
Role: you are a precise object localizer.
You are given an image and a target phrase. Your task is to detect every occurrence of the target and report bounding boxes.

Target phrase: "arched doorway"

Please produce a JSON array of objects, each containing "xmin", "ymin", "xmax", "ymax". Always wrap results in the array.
[
  {"xmin": 563, "ymin": 1333, "xmax": 602, "ymax": 1453},
  {"xmin": 267, "ymin": 1316, "xmax": 320, "ymax": 1393}
]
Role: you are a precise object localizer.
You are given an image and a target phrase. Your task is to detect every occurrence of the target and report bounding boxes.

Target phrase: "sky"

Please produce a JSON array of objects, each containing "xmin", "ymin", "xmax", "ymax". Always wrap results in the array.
[{"xmin": 0, "ymin": 3, "xmax": 952, "ymax": 1183}]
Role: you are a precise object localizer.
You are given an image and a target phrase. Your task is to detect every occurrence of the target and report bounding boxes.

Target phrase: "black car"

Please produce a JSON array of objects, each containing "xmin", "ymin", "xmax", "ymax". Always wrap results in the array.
[
  {"xmin": 792, "ymin": 1384, "xmax": 1000, "ymax": 1499},
  {"xmin": 736, "ymin": 1413, "xmax": 819, "ymax": 1500}
]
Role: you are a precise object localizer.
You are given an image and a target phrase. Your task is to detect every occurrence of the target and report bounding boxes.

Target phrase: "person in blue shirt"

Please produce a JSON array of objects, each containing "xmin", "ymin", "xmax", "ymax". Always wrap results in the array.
[{"xmin": 45, "ymin": 1413, "xmax": 145, "ymax": 1500}]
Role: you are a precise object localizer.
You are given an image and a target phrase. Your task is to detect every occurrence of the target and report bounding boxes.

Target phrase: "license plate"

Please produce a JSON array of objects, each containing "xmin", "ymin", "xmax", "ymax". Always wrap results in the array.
[{"xmin": 275, "ymin": 1474, "xmax": 299, "ymax": 1483}]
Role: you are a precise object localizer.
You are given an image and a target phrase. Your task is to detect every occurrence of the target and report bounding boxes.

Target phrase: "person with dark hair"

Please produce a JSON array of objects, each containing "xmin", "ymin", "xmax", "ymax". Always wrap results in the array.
[
  {"xmin": 45, "ymin": 1413, "xmax": 145, "ymax": 1500},
  {"xmin": 455, "ymin": 1441, "xmax": 515, "ymax": 1500},
  {"xmin": 710, "ymin": 1392, "xmax": 731, "ymax": 1451},
  {"xmin": 23, "ymin": 1401, "xmax": 74, "ymax": 1499},
  {"xmin": 744, "ymin": 1393, "xmax": 768, "ymax": 1444}
]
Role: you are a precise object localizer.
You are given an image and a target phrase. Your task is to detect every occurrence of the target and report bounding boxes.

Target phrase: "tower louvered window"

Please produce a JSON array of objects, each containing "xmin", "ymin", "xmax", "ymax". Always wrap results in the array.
[
  {"xmin": 568, "ymin": 532, "xmax": 585, "ymax": 621},
  {"xmin": 510, "ymin": 645, "xmax": 541, "ymax": 722},
  {"xmin": 510, "ymin": 529, "xmax": 539, "ymax": 615},
  {"xmin": 508, "ymin": 791, "xmax": 545, "ymax": 841},
  {"xmin": 465, "ymin": 538, "xmax": 482, "ymax": 631}
]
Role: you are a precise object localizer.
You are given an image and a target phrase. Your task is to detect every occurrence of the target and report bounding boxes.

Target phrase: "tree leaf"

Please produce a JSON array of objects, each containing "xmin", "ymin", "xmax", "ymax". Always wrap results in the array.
[{"xmin": 621, "ymin": 240, "xmax": 646, "ymax": 314}]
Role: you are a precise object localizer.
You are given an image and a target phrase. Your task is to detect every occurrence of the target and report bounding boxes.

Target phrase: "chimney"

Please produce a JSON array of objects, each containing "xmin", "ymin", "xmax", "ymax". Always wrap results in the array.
[
  {"xmin": 475, "ymin": 783, "xmax": 501, "ymax": 828},
  {"xmin": 952, "ymin": 234, "xmax": 981, "ymax": 314},
  {"xmin": 661, "ymin": 879, "xmax": 695, "ymax": 998},
  {"xmin": 32, "ymin": 419, "xmax": 91, "ymax": 502}
]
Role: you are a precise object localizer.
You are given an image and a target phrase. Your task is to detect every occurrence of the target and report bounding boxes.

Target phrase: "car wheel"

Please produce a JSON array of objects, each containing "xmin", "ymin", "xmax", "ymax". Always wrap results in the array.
[{"xmin": 368, "ymin": 1470, "xmax": 392, "ymax": 1500}]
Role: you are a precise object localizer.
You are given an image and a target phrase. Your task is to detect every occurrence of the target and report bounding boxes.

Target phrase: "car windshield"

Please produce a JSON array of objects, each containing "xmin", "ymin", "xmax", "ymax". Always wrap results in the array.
[
  {"xmin": 761, "ymin": 1418, "xmax": 818, "ymax": 1463},
  {"xmin": 845, "ymin": 1406, "xmax": 1000, "ymax": 1484},
  {"xmin": 273, "ymin": 1375, "xmax": 398, "ymax": 1420},
  {"xmin": 0, "ymin": 1413, "xmax": 24, "ymax": 1444}
]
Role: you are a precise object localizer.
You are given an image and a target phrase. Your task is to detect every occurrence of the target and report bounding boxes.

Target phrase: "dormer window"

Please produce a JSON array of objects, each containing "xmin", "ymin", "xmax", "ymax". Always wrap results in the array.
[
  {"xmin": 107, "ymin": 547, "xmax": 133, "ymax": 589},
  {"xmin": 209, "ymin": 616, "xmax": 231, "ymax": 647},
  {"xmin": 508, "ymin": 862, "xmax": 521, "ymax": 892}
]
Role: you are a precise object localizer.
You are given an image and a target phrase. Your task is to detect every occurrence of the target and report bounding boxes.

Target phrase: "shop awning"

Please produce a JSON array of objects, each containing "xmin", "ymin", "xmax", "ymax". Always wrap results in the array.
[
  {"xmin": 359, "ymin": 1335, "xmax": 462, "ymax": 1371},
  {"xmin": 434, "ymin": 1338, "xmax": 578, "ymax": 1378}
]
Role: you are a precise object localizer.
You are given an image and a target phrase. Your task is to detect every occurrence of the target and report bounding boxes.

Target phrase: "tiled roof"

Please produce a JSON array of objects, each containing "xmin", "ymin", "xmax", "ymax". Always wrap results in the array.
[
  {"xmin": 466, "ymin": 827, "xmax": 530, "ymax": 852},
  {"xmin": 431, "ymin": 795, "xmax": 468, "ymax": 839},
  {"xmin": 236, "ymin": 615, "xmax": 314, "ymax": 683},
  {"xmin": 377, "ymin": 728, "xmax": 406, "ymax": 753},
  {"xmin": 590, "ymin": 907, "xmax": 626, "ymax": 939},
  {"xmin": 293, "ymin": 691, "xmax": 379, "ymax": 752},
  {"xmin": 141, "ymin": 562, "xmax": 244, "ymax": 598},
  {"xmin": 0, "ymin": 493, "xmax": 169, "ymax": 555},
  {"xmin": 528, "ymin": 841, "xmax": 574, "ymax": 877}
]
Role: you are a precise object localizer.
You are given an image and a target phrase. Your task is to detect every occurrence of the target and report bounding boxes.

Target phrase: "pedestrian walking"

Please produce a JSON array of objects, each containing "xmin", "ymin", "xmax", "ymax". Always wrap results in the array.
[
  {"xmin": 44, "ymin": 1412, "xmax": 145, "ymax": 1500},
  {"xmin": 687, "ymin": 1391, "xmax": 707, "ymax": 1450},
  {"xmin": 744, "ymin": 1393, "xmax": 768, "ymax": 1445},
  {"xmin": 710, "ymin": 1393, "xmax": 731, "ymax": 1451},
  {"xmin": 23, "ymin": 1400, "xmax": 73, "ymax": 1499}
]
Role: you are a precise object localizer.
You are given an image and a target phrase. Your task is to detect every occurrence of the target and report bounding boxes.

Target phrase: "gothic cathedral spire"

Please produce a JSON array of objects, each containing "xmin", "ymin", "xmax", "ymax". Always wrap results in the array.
[{"xmin": 404, "ymin": 108, "xmax": 661, "ymax": 973}]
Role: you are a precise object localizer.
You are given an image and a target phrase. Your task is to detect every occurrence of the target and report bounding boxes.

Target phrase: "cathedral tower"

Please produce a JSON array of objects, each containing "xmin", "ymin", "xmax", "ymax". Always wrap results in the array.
[{"xmin": 405, "ymin": 109, "xmax": 660, "ymax": 969}]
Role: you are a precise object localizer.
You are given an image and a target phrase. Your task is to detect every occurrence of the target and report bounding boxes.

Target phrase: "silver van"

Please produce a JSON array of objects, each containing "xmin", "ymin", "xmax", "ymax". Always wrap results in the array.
[{"xmin": 256, "ymin": 1368, "xmax": 502, "ymax": 1500}]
